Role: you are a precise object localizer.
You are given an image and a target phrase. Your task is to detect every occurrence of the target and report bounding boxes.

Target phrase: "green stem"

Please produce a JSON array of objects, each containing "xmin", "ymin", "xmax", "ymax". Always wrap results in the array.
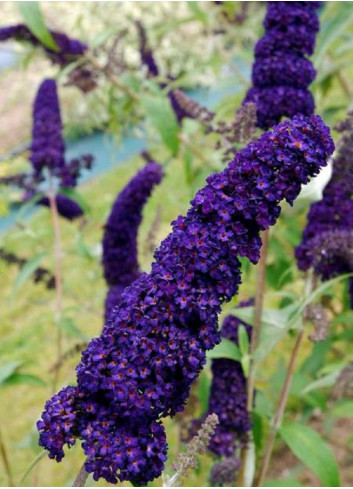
[
  {"xmin": 18, "ymin": 450, "xmax": 46, "ymax": 486},
  {"xmin": 238, "ymin": 229, "xmax": 269, "ymax": 487},
  {"xmin": 48, "ymin": 178, "xmax": 64, "ymax": 391},
  {"xmin": 0, "ymin": 427, "xmax": 14, "ymax": 486},
  {"xmin": 254, "ymin": 273, "xmax": 315, "ymax": 487},
  {"xmin": 254, "ymin": 329, "xmax": 305, "ymax": 487}
]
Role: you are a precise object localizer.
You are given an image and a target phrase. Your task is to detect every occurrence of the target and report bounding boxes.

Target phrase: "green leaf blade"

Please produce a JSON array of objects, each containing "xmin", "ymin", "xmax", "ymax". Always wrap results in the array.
[
  {"xmin": 12, "ymin": 251, "xmax": 48, "ymax": 298},
  {"xmin": 0, "ymin": 361, "xmax": 22, "ymax": 385},
  {"xmin": 280, "ymin": 422, "xmax": 340, "ymax": 487},
  {"xmin": 207, "ymin": 338, "xmax": 241, "ymax": 361},
  {"xmin": 18, "ymin": 2, "xmax": 59, "ymax": 51},
  {"xmin": 2, "ymin": 373, "xmax": 46, "ymax": 387},
  {"xmin": 142, "ymin": 95, "xmax": 180, "ymax": 155}
]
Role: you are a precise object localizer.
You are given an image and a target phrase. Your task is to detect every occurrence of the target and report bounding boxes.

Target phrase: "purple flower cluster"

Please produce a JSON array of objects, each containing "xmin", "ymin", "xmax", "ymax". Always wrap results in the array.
[
  {"xmin": 38, "ymin": 114, "xmax": 333, "ymax": 484},
  {"xmin": 104, "ymin": 285, "xmax": 126, "ymax": 321},
  {"xmin": 296, "ymin": 114, "xmax": 353, "ymax": 304},
  {"xmin": 37, "ymin": 385, "xmax": 167, "ymax": 484},
  {"xmin": 244, "ymin": 1, "xmax": 321, "ymax": 129},
  {"xmin": 302, "ymin": 230, "xmax": 353, "ymax": 281},
  {"xmin": 210, "ymin": 457, "xmax": 241, "ymax": 486},
  {"xmin": 0, "ymin": 24, "xmax": 86, "ymax": 66},
  {"xmin": 37, "ymin": 194, "xmax": 84, "ymax": 221},
  {"xmin": 102, "ymin": 162, "xmax": 164, "ymax": 319},
  {"xmin": 186, "ymin": 300, "xmax": 253, "ymax": 455},
  {"xmin": 208, "ymin": 300, "xmax": 253, "ymax": 457},
  {"xmin": 295, "ymin": 183, "xmax": 353, "ymax": 273},
  {"xmin": 58, "ymin": 154, "xmax": 94, "ymax": 188},
  {"xmin": 28, "ymin": 79, "xmax": 93, "ymax": 220},
  {"xmin": 30, "ymin": 79, "xmax": 66, "ymax": 177}
]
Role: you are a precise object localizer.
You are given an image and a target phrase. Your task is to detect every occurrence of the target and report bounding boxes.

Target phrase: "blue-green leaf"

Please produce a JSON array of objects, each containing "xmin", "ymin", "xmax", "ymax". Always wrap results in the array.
[{"xmin": 280, "ymin": 422, "xmax": 340, "ymax": 487}]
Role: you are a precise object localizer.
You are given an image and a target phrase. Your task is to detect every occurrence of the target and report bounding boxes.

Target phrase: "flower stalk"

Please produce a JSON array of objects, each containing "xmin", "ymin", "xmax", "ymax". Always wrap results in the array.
[
  {"xmin": 72, "ymin": 463, "xmax": 88, "ymax": 487},
  {"xmin": 248, "ymin": 229, "xmax": 269, "ymax": 411},
  {"xmin": 72, "ymin": 463, "xmax": 89, "ymax": 487},
  {"xmin": 48, "ymin": 177, "xmax": 64, "ymax": 390},
  {"xmin": 255, "ymin": 273, "xmax": 316, "ymax": 487},
  {"xmin": 238, "ymin": 230, "xmax": 269, "ymax": 487}
]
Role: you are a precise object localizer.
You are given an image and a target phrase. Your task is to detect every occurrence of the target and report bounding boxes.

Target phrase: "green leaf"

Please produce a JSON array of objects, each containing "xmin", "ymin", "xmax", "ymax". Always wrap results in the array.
[
  {"xmin": 252, "ymin": 411, "xmax": 264, "ymax": 451},
  {"xmin": 331, "ymin": 400, "xmax": 353, "ymax": 417},
  {"xmin": 18, "ymin": 2, "xmax": 59, "ymax": 51},
  {"xmin": 287, "ymin": 273, "xmax": 353, "ymax": 329},
  {"xmin": 233, "ymin": 305, "xmax": 296, "ymax": 329},
  {"xmin": 142, "ymin": 95, "xmax": 180, "ymax": 155},
  {"xmin": 280, "ymin": 422, "xmax": 340, "ymax": 487},
  {"xmin": 332, "ymin": 311, "xmax": 353, "ymax": 326},
  {"xmin": 12, "ymin": 252, "xmax": 47, "ymax": 298},
  {"xmin": 59, "ymin": 188, "xmax": 91, "ymax": 215},
  {"xmin": 207, "ymin": 338, "xmax": 241, "ymax": 361},
  {"xmin": 2, "ymin": 373, "xmax": 46, "ymax": 387},
  {"xmin": 234, "ymin": 304, "xmax": 299, "ymax": 364},
  {"xmin": 241, "ymin": 353, "xmax": 250, "ymax": 378},
  {"xmin": 314, "ymin": 3, "xmax": 353, "ymax": 66},
  {"xmin": 197, "ymin": 369, "xmax": 211, "ymax": 414},
  {"xmin": 0, "ymin": 361, "xmax": 22, "ymax": 385},
  {"xmin": 302, "ymin": 371, "xmax": 341, "ymax": 395},
  {"xmin": 238, "ymin": 325, "xmax": 250, "ymax": 355},
  {"xmin": 300, "ymin": 339, "xmax": 331, "ymax": 377}
]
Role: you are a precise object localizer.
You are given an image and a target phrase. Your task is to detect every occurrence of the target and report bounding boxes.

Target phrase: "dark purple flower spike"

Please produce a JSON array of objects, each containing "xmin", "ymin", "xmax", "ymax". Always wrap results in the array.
[
  {"xmin": 30, "ymin": 79, "xmax": 66, "ymax": 178},
  {"xmin": 244, "ymin": 1, "xmax": 321, "ymax": 129},
  {"xmin": 208, "ymin": 299, "xmax": 253, "ymax": 457},
  {"xmin": 102, "ymin": 162, "xmax": 164, "ymax": 319},
  {"xmin": 38, "ymin": 114, "xmax": 333, "ymax": 484},
  {"xmin": 29, "ymin": 79, "xmax": 93, "ymax": 219},
  {"xmin": 37, "ymin": 194, "xmax": 84, "ymax": 221},
  {"xmin": 296, "ymin": 113, "xmax": 353, "ymax": 305},
  {"xmin": 186, "ymin": 299, "xmax": 253, "ymax": 456}
]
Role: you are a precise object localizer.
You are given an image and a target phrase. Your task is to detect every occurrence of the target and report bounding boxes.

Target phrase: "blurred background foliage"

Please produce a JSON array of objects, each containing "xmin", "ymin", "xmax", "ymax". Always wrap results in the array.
[{"xmin": 1, "ymin": 1, "xmax": 353, "ymax": 487}]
